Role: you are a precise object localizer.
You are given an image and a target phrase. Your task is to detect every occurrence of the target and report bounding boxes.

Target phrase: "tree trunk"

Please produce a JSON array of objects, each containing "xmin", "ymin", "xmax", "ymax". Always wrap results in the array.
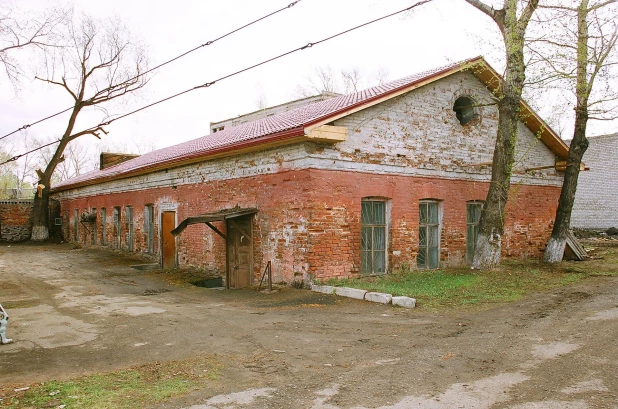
[
  {"xmin": 471, "ymin": 92, "xmax": 520, "ymax": 269},
  {"xmin": 30, "ymin": 106, "xmax": 81, "ymax": 242},
  {"xmin": 543, "ymin": 0, "xmax": 590, "ymax": 263},
  {"xmin": 471, "ymin": 0, "xmax": 531, "ymax": 269},
  {"xmin": 543, "ymin": 112, "xmax": 589, "ymax": 262},
  {"xmin": 31, "ymin": 177, "xmax": 51, "ymax": 241}
]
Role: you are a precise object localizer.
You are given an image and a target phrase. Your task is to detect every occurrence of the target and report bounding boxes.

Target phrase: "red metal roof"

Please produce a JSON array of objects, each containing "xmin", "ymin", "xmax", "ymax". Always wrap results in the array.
[{"xmin": 55, "ymin": 56, "xmax": 565, "ymax": 192}]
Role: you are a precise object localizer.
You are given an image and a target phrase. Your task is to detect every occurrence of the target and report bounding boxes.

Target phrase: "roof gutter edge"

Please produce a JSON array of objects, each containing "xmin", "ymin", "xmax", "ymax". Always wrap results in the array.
[{"xmin": 51, "ymin": 126, "xmax": 306, "ymax": 193}]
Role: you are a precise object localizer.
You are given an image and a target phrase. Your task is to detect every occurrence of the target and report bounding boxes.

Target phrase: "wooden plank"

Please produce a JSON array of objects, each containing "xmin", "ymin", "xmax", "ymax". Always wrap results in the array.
[
  {"xmin": 461, "ymin": 161, "xmax": 493, "ymax": 168},
  {"xmin": 205, "ymin": 222, "xmax": 226, "ymax": 240},
  {"xmin": 171, "ymin": 207, "xmax": 257, "ymax": 236},
  {"xmin": 228, "ymin": 219, "xmax": 251, "ymax": 240},
  {"xmin": 565, "ymin": 231, "xmax": 587, "ymax": 261},
  {"xmin": 306, "ymin": 125, "xmax": 347, "ymax": 143}
]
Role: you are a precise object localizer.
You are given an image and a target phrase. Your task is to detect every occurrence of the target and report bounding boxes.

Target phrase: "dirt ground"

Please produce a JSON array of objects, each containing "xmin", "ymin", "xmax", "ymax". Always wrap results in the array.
[{"xmin": 1, "ymin": 243, "xmax": 617, "ymax": 409}]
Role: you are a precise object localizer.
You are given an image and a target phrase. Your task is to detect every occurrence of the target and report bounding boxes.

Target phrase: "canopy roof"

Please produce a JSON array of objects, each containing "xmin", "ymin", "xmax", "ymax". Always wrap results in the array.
[{"xmin": 171, "ymin": 207, "xmax": 258, "ymax": 236}]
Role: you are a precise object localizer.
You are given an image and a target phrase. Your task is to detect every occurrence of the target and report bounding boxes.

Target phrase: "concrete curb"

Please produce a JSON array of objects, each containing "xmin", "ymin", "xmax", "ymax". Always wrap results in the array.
[
  {"xmin": 311, "ymin": 285, "xmax": 415, "ymax": 308},
  {"xmin": 365, "ymin": 292, "xmax": 392, "ymax": 304},
  {"xmin": 392, "ymin": 296, "xmax": 416, "ymax": 308},
  {"xmin": 311, "ymin": 285, "xmax": 336, "ymax": 295},
  {"xmin": 334, "ymin": 287, "xmax": 367, "ymax": 300}
]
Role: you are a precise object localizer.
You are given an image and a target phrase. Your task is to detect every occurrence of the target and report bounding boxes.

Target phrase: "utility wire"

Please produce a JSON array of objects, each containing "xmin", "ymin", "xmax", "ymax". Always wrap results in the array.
[
  {"xmin": 0, "ymin": 0, "xmax": 432, "ymax": 167},
  {"xmin": 0, "ymin": 0, "xmax": 303, "ymax": 142}
]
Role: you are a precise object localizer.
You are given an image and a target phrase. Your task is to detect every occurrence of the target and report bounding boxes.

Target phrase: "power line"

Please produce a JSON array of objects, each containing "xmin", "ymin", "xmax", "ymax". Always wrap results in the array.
[
  {"xmin": 0, "ymin": 0, "xmax": 303, "ymax": 143},
  {"xmin": 0, "ymin": 0, "xmax": 433, "ymax": 167}
]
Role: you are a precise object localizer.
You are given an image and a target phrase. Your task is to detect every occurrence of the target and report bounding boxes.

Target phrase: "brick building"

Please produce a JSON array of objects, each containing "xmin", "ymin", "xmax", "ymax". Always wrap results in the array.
[
  {"xmin": 0, "ymin": 199, "xmax": 33, "ymax": 242},
  {"xmin": 571, "ymin": 133, "xmax": 618, "ymax": 230},
  {"xmin": 50, "ymin": 57, "xmax": 569, "ymax": 287}
]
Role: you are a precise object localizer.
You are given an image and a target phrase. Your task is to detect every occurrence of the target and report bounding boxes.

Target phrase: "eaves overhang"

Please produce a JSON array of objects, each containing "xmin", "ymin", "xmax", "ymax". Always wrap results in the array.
[{"xmin": 51, "ymin": 126, "xmax": 306, "ymax": 193}]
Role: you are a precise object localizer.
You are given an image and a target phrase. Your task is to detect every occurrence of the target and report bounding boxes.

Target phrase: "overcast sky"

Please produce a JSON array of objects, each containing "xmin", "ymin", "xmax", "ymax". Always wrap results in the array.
[{"xmin": 1, "ymin": 0, "xmax": 614, "ymax": 170}]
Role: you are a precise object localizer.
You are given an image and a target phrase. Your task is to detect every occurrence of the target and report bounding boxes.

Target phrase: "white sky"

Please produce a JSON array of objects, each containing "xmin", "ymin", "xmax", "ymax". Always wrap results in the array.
[{"xmin": 0, "ymin": 0, "xmax": 614, "ymax": 174}]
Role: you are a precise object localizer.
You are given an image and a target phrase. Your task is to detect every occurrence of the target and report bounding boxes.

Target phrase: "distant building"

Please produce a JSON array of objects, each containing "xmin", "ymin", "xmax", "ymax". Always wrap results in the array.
[
  {"xmin": 209, "ymin": 91, "xmax": 340, "ymax": 134},
  {"xmin": 50, "ymin": 57, "xmax": 568, "ymax": 288},
  {"xmin": 571, "ymin": 133, "xmax": 618, "ymax": 230}
]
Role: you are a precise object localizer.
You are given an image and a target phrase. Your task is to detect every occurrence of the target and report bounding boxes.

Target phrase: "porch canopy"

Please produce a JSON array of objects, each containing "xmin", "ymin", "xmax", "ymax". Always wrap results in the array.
[{"xmin": 171, "ymin": 207, "xmax": 258, "ymax": 238}]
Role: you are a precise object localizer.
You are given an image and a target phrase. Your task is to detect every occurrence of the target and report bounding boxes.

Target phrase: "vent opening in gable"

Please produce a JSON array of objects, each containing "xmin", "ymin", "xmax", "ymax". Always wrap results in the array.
[{"xmin": 453, "ymin": 96, "xmax": 477, "ymax": 125}]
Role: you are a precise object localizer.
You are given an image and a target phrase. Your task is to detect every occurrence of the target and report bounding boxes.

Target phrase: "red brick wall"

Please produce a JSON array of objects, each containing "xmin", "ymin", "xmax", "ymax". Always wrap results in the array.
[
  {"xmin": 57, "ymin": 168, "xmax": 560, "ymax": 283},
  {"xmin": 0, "ymin": 200, "xmax": 33, "ymax": 242},
  {"xmin": 306, "ymin": 170, "xmax": 559, "ymax": 279}
]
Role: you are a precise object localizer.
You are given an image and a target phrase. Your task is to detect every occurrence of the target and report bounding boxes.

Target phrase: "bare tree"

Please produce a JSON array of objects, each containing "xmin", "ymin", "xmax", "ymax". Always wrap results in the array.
[
  {"xmin": 463, "ymin": 0, "xmax": 540, "ymax": 269},
  {"xmin": 0, "ymin": 2, "xmax": 68, "ymax": 90},
  {"xmin": 15, "ymin": 133, "xmax": 40, "ymax": 195},
  {"xmin": 528, "ymin": 0, "xmax": 618, "ymax": 262},
  {"xmin": 295, "ymin": 66, "xmax": 344, "ymax": 98},
  {"xmin": 342, "ymin": 66, "xmax": 362, "ymax": 93},
  {"xmin": 30, "ymin": 13, "xmax": 149, "ymax": 241},
  {"xmin": 40, "ymin": 139, "xmax": 94, "ymax": 182},
  {"xmin": 0, "ymin": 149, "xmax": 16, "ymax": 198},
  {"xmin": 373, "ymin": 66, "xmax": 391, "ymax": 86},
  {"xmin": 255, "ymin": 82, "xmax": 268, "ymax": 110}
]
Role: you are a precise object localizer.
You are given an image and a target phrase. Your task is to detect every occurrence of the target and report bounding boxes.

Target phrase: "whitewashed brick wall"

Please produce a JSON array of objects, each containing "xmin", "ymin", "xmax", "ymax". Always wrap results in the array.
[
  {"xmin": 55, "ymin": 71, "xmax": 563, "ymax": 201},
  {"xmin": 571, "ymin": 133, "xmax": 618, "ymax": 229}
]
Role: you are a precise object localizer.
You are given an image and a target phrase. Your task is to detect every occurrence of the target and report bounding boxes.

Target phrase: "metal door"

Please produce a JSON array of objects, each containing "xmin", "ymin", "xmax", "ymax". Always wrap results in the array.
[
  {"xmin": 161, "ymin": 211, "xmax": 176, "ymax": 269},
  {"xmin": 226, "ymin": 216, "xmax": 252, "ymax": 288}
]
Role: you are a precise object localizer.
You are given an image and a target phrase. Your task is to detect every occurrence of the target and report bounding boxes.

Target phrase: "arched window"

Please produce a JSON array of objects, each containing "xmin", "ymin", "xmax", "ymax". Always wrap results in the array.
[{"xmin": 453, "ymin": 96, "xmax": 477, "ymax": 125}]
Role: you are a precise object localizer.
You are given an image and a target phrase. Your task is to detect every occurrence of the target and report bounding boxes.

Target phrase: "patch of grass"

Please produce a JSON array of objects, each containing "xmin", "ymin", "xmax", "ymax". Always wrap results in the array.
[
  {"xmin": 321, "ymin": 248, "xmax": 618, "ymax": 311},
  {"xmin": 5, "ymin": 355, "xmax": 220, "ymax": 409}
]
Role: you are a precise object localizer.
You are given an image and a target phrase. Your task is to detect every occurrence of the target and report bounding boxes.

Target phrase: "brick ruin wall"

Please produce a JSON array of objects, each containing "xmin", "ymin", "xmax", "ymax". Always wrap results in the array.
[{"xmin": 0, "ymin": 200, "xmax": 33, "ymax": 242}]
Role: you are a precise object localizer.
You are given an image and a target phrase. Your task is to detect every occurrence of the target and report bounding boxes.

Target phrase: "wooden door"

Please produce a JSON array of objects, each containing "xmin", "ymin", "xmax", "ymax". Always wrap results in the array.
[
  {"xmin": 226, "ymin": 216, "xmax": 252, "ymax": 288},
  {"xmin": 161, "ymin": 211, "xmax": 176, "ymax": 269}
]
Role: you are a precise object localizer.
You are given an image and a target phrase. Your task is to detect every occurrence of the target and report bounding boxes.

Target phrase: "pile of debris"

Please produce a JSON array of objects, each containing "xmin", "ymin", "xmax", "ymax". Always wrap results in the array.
[{"xmin": 574, "ymin": 227, "xmax": 618, "ymax": 240}]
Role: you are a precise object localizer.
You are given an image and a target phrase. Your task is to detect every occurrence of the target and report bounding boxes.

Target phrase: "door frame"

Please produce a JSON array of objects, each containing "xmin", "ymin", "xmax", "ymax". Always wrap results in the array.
[
  {"xmin": 225, "ymin": 215, "xmax": 254, "ymax": 289},
  {"xmin": 159, "ymin": 204, "xmax": 178, "ymax": 269}
]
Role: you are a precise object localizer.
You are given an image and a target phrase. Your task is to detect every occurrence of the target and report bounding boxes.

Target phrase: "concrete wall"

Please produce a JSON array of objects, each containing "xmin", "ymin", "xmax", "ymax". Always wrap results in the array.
[
  {"xmin": 571, "ymin": 133, "xmax": 618, "ymax": 229},
  {"xmin": 0, "ymin": 200, "xmax": 33, "ymax": 242},
  {"xmin": 53, "ymin": 72, "xmax": 563, "ymax": 281}
]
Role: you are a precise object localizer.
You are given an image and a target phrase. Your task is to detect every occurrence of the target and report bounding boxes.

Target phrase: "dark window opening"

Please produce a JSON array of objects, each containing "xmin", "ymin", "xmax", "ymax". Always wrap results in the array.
[
  {"xmin": 144, "ymin": 204, "xmax": 154, "ymax": 254},
  {"xmin": 126, "ymin": 206, "xmax": 134, "ymax": 253},
  {"xmin": 113, "ymin": 207, "xmax": 121, "ymax": 249},
  {"xmin": 466, "ymin": 202, "xmax": 483, "ymax": 263},
  {"xmin": 453, "ymin": 96, "xmax": 477, "ymax": 125},
  {"xmin": 101, "ymin": 208, "xmax": 107, "ymax": 245}
]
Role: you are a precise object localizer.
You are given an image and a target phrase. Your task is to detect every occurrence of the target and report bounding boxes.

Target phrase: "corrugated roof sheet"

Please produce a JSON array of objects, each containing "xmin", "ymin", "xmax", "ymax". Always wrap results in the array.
[{"xmin": 53, "ymin": 59, "xmax": 474, "ymax": 191}]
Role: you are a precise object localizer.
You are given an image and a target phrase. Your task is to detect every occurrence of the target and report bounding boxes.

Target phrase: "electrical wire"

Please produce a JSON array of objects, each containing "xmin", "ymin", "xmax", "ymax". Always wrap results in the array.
[
  {"xmin": 0, "ymin": 0, "xmax": 303, "ymax": 142},
  {"xmin": 0, "ymin": 0, "xmax": 432, "ymax": 167}
]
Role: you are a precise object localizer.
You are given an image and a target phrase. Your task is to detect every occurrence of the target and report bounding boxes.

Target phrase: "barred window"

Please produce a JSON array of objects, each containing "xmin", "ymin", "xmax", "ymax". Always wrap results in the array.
[
  {"xmin": 466, "ymin": 202, "xmax": 483, "ymax": 263},
  {"xmin": 418, "ymin": 201, "xmax": 441, "ymax": 269},
  {"xmin": 361, "ymin": 199, "xmax": 387, "ymax": 275}
]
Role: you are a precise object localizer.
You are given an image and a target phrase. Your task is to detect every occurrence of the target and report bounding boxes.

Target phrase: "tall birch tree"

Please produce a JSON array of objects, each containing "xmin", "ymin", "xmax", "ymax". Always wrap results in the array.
[
  {"xmin": 462, "ymin": 0, "xmax": 540, "ymax": 269},
  {"xmin": 529, "ymin": 0, "xmax": 618, "ymax": 262}
]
